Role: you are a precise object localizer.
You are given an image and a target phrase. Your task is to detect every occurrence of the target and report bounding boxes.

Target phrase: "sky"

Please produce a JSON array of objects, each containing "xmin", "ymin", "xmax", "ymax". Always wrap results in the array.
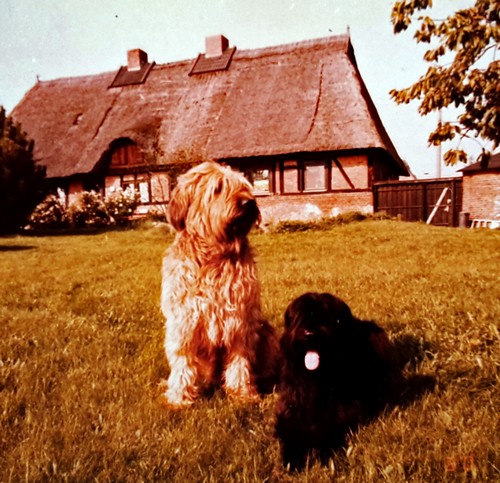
[{"xmin": 0, "ymin": 0, "xmax": 480, "ymax": 178}]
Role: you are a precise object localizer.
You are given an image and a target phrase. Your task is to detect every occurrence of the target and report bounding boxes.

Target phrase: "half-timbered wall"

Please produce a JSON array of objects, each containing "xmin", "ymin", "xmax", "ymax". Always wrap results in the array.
[{"xmin": 230, "ymin": 154, "xmax": 372, "ymax": 223}]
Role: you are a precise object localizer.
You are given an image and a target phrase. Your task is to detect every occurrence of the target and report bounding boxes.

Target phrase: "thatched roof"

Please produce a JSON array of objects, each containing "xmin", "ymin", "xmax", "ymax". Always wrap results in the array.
[{"xmin": 12, "ymin": 34, "xmax": 408, "ymax": 178}]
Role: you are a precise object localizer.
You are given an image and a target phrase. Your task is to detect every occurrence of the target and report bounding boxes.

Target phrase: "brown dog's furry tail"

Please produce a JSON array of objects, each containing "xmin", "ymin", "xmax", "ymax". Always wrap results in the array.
[{"xmin": 250, "ymin": 320, "xmax": 281, "ymax": 394}]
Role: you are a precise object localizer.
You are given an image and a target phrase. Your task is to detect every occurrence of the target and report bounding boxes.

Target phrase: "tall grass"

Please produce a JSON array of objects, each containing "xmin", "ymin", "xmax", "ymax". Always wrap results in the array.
[{"xmin": 0, "ymin": 221, "xmax": 498, "ymax": 481}]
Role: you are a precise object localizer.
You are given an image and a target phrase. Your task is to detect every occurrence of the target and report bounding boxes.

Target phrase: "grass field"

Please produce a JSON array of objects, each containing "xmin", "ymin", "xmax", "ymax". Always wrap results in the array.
[{"xmin": 0, "ymin": 220, "xmax": 499, "ymax": 482}]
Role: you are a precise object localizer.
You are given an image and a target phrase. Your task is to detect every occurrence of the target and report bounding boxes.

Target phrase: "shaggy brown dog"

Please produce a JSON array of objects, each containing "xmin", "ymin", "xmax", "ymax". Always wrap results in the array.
[
  {"xmin": 161, "ymin": 162, "xmax": 279, "ymax": 408},
  {"xmin": 275, "ymin": 292, "xmax": 394, "ymax": 470}
]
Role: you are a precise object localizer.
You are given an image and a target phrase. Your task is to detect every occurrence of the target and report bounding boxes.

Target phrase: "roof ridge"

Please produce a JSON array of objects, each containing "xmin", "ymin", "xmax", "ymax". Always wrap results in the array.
[
  {"xmin": 234, "ymin": 34, "xmax": 351, "ymax": 60},
  {"xmin": 151, "ymin": 34, "xmax": 350, "ymax": 71},
  {"xmin": 36, "ymin": 71, "xmax": 115, "ymax": 86},
  {"xmin": 31, "ymin": 34, "xmax": 351, "ymax": 85}
]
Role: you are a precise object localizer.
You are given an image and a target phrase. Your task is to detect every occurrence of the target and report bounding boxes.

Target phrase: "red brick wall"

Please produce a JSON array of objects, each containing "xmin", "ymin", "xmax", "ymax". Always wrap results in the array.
[
  {"xmin": 333, "ymin": 155, "xmax": 368, "ymax": 189},
  {"xmin": 462, "ymin": 171, "xmax": 500, "ymax": 220},
  {"xmin": 257, "ymin": 190, "xmax": 373, "ymax": 224}
]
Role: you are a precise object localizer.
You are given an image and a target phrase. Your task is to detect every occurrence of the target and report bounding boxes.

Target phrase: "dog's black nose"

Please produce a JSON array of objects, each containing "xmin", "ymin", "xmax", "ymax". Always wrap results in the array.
[
  {"xmin": 240, "ymin": 198, "xmax": 260, "ymax": 223},
  {"xmin": 241, "ymin": 198, "xmax": 257, "ymax": 210},
  {"xmin": 304, "ymin": 330, "xmax": 314, "ymax": 339}
]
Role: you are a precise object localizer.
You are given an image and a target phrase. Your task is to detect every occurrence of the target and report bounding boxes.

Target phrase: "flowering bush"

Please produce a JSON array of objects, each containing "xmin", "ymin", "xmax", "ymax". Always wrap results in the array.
[
  {"xmin": 104, "ymin": 186, "xmax": 141, "ymax": 225},
  {"xmin": 28, "ymin": 187, "xmax": 142, "ymax": 228},
  {"xmin": 68, "ymin": 191, "xmax": 109, "ymax": 227},
  {"xmin": 28, "ymin": 190, "xmax": 68, "ymax": 228}
]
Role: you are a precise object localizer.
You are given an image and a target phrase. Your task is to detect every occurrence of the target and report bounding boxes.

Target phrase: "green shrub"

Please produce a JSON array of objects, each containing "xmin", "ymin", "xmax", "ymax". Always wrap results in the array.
[{"xmin": 270, "ymin": 211, "xmax": 392, "ymax": 233}]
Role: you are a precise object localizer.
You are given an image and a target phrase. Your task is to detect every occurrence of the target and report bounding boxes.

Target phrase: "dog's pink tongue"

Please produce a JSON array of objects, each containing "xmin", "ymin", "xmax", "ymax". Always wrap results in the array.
[{"xmin": 304, "ymin": 351, "xmax": 320, "ymax": 370}]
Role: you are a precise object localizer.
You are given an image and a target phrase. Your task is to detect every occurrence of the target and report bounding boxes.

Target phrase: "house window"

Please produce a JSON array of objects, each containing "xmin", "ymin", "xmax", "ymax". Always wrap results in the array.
[
  {"xmin": 244, "ymin": 166, "xmax": 273, "ymax": 194},
  {"xmin": 280, "ymin": 160, "xmax": 327, "ymax": 193},
  {"xmin": 138, "ymin": 179, "xmax": 150, "ymax": 203},
  {"xmin": 122, "ymin": 174, "xmax": 151, "ymax": 203},
  {"xmin": 304, "ymin": 162, "xmax": 327, "ymax": 192},
  {"xmin": 150, "ymin": 174, "xmax": 170, "ymax": 203},
  {"xmin": 110, "ymin": 139, "xmax": 142, "ymax": 167},
  {"xmin": 283, "ymin": 160, "xmax": 300, "ymax": 193}
]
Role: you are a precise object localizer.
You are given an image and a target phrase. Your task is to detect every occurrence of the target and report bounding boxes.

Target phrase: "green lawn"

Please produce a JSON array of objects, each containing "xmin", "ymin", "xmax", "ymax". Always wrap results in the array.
[{"xmin": 1, "ymin": 220, "xmax": 499, "ymax": 481}]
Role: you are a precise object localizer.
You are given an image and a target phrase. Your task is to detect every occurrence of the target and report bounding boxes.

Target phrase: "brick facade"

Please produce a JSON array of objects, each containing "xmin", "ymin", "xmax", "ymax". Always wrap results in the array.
[
  {"xmin": 257, "ymin": 190, "xmax": 373, "ymax": 224},
  {"xmin": 462, "ymin": 170, "xmax": 500, "ymax": 220}
]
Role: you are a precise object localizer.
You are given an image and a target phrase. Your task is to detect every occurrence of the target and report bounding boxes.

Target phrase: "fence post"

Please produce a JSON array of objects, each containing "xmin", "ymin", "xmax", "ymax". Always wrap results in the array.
[
  {"xmin": 459, "ymin": 212, "xmax": 470, "ymax": 228},
  {"xmin": 422, "ymin": 182, "xmax": 427, "ymax": 221},
  {"xmin": 451, "ymin": 179, "xmax": 458, "ymax": 227}
]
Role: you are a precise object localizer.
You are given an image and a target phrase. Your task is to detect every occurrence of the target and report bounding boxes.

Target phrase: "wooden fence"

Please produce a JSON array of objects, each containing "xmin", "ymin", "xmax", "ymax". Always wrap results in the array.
[{"xmin": 373, "ymin": 178, "xmax": 463, "ymax": 227}]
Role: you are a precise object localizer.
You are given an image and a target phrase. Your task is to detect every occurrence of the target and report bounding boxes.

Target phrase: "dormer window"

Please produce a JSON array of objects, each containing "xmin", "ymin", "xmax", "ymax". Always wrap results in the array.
[
  {"xmin": 189, "ymin": 35, "xmax": 236, "ymax": 75},
  {"xmin": 109, "ymin": 49, "xmax": 155, "ymax": 88},
  {"xmin": 110, "ymin": 138, "xmax": 142, "ymax": 167}
]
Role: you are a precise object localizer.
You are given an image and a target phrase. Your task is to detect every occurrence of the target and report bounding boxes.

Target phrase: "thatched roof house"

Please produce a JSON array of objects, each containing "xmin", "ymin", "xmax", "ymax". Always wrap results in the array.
[{"xmin": 12, "ymin": 34, "xmax": 409, "ymax": 221}]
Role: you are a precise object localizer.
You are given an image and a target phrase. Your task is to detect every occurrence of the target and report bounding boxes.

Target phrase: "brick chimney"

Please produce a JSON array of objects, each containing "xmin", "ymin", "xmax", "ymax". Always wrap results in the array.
[
  {"xmin": 205, "ymin": 35, "xmax": 229, "ymax": 58},
  {"xmin": 127, "ymin": 49, "xmax": 148, "ymax": 71}
]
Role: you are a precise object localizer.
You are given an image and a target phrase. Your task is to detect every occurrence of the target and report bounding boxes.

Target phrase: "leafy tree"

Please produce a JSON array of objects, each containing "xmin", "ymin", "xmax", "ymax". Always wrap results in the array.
[
  {"xmin": 390, "ymin": 0, "xmax": 499, "ymax": 165},
  {"xmin": 0, "ymin": 107, "xmax": 46, "ymax": 233}
]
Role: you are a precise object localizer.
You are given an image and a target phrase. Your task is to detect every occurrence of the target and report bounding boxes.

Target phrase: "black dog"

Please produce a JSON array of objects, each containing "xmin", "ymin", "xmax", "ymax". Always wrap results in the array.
[{"xmin": 275, "ymin": 292, "xmax": 395, "ymax": 470}]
